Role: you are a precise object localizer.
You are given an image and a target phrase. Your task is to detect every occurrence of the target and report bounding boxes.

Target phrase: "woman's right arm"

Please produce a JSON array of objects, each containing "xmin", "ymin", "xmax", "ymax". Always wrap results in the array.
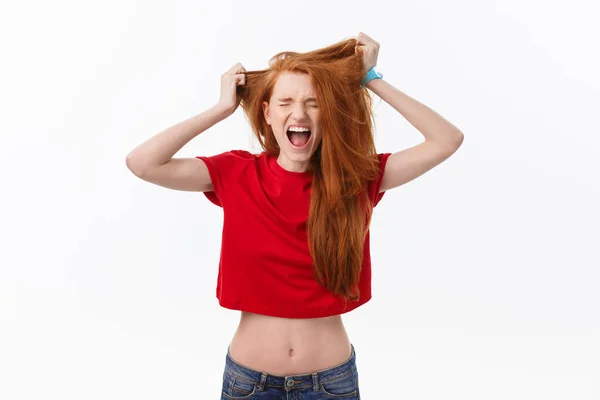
[
  {"xmin": 125, "ymin": 105, "xmax": 230, "ymax": 192},
  {"xmin": 125, "ymin": 63, "xmax": 247, "ymax": 192}
]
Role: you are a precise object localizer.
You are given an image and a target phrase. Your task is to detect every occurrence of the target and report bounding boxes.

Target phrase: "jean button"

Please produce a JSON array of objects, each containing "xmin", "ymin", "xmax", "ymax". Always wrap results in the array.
[{"xmin": 286, "ymin": 379, "xmax": 294, "ymax": 387}]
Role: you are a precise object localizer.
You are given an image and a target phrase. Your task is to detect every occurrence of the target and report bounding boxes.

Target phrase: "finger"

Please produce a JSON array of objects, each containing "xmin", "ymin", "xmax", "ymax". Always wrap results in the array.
[
  {"xmin": 358, "ymin": 32, "xmax": 374, "ymax": 42},
  {"xmin": 228, "ymin": 63, "xmax": 243, "ymax": 74},
  {"xmin": 358, "ymin": 32, "xmax": 378, "ymax": 47},
  {"xmin": 234, "ymin": 73, "xmax": 245, "ymax": 85}
]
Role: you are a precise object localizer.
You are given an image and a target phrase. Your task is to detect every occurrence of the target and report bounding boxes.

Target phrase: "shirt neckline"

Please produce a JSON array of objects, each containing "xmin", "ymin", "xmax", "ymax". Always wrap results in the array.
[{"xmin": 266, "ymin": 152, "xmax": 313, "ymax": 180}]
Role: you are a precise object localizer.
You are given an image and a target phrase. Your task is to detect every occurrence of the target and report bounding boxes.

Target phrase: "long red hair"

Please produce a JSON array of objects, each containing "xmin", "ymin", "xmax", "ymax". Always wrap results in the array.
[{"xmin": 238, "ymin": 38, "xmax": 382, "ymax": 307}]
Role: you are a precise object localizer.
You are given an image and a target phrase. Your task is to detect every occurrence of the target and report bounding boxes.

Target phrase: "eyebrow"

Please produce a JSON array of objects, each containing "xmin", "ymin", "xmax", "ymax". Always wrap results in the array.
[{"xmin": 276, "ymin": 97, "xmax": 318, "ymax": 102}]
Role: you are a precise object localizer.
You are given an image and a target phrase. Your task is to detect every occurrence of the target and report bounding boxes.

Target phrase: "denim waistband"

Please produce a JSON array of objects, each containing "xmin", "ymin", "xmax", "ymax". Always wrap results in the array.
[{"xmin": 224, "ymin": 343, "xmax": 357, "ymax": 390}]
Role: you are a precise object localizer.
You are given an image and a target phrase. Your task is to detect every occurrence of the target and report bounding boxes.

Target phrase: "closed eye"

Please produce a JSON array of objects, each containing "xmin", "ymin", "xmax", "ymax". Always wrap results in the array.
[{"xmin": 279, "ymin": 104, "xmax": 318, "ymax": 108}]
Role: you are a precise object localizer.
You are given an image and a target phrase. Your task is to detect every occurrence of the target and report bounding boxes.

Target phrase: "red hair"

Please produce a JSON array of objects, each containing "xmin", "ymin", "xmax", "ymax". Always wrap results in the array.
[{"xmin": 238, "ymin": 38, "xmax": 382, "ymax": 308}]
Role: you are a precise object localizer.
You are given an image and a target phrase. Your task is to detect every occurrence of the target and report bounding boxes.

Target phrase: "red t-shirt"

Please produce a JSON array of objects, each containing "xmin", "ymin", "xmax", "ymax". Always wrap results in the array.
[{"xmin": 196, "ymin": 150, "xmax": 391, "ymax": 318}]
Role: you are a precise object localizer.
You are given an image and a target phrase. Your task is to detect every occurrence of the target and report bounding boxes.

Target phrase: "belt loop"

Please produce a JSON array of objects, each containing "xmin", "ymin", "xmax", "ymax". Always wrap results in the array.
[
  {"xmin": 257, "ymin": 372, "xmax": 268, "ymax": 391},
  {"xmin": 312, "ymin": 372, "xmax": 319, "ymax": 392}
]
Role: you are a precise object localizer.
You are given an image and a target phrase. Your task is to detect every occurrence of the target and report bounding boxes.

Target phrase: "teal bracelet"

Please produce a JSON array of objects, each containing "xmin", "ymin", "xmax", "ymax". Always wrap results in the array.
[{"xmin": 360, "ymin": 66, "xmax": 383, "ymax": 88}]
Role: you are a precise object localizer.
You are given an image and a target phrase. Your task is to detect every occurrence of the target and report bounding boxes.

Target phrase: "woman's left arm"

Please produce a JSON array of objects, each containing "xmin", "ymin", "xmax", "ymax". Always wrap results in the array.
[
  {"xmin": 366, "ymin": 78, "xmax": 464, "ymax": 147},
  {"xmin": 356, "ymin": 32, "xmax": 464, "ymax": 191},
  {"xmin": 369, "ymin": 78, "xmax": 464, "ymax": 192}
]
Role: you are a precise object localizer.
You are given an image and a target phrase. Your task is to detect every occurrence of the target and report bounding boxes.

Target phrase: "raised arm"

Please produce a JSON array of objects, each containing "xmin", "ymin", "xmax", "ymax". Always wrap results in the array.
[
  {"xmin": 125, "ymin": 63, "xmax": 247, "ymax": 192},
  {"xmin": 356, "ymin": 32, "xmax": 464, "ymax": 192},
  {"xmin": 125, "ymin": 105, "xmax": 230, "ymax": 191}
]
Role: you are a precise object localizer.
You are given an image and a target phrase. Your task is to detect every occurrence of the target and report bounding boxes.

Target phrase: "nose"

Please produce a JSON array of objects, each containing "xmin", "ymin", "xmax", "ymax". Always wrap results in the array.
[{"xmin": 290, "ymin": 102, "xmax": 308, "ymax": 119}]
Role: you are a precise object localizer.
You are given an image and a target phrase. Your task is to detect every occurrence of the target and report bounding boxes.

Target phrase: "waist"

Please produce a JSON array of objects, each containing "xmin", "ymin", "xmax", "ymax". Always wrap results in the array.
[{"xmin": 228, "ymin": 311, "xmax": 352, "ymax": 376}]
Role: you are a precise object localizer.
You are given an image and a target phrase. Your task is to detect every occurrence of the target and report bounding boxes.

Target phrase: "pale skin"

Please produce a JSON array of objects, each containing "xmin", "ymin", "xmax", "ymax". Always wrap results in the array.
[
  {"xmin": 262, "ymin": 71, "xmax": 323, "ymax": 174},
  {"xmin": 125, "ymin": 32, "xmax": 463, "ymax": 375}
]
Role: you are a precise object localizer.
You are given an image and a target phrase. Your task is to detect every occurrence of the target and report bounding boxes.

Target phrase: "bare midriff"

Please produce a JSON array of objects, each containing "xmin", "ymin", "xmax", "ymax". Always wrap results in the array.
[{"xmin": 228, "ymin": 311, "xmax": 352, "ymax": 376}]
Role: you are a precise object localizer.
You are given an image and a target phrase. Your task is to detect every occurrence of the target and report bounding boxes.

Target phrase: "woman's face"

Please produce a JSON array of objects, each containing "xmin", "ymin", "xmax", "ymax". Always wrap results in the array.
[{"xmin": 262, "ymin": 71, "xmax": 322, "ymax": 170}]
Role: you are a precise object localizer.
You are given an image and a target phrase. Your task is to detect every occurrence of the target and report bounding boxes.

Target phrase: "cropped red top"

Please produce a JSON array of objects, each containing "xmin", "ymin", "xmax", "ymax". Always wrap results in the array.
[{"xmin": 196, "ymin": 150, "xmax": 391, "ymax": 318}]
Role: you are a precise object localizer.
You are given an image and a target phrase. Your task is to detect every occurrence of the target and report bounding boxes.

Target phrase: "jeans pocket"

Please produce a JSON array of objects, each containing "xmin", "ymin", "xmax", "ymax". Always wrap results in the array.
[
  {"xmin": 319, "ymin": 369, "xmax": 360, "ymax": 398},
  {"xmin": 221, "ymin": 370, "xmax": 257, "ymax": 399}
]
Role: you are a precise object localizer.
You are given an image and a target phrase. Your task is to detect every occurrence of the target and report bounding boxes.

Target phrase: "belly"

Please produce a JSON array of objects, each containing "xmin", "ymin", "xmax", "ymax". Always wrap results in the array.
[{"xmin": 228, "ymin": 311, "xmax": 352, "ymax": 376}]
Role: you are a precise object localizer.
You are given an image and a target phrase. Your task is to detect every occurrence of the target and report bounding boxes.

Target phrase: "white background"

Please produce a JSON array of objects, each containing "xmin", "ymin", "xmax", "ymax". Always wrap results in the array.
[{"xmin": 1, "ymin": 0, "xmax": 599, "ymax": 399}]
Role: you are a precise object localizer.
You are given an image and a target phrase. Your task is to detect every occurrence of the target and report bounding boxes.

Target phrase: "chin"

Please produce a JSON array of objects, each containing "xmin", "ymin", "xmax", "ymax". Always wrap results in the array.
[{"xmin": 287, "ymin": 152, "xmax": 313, "ymax": 161}]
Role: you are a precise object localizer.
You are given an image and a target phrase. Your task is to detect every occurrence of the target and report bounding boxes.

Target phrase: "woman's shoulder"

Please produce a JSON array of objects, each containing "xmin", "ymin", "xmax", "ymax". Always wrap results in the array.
[
  {"xmin": 220, "ymin": 150, "xmax": 268, "ymax": 173},
  {"xmin": 227, "ymin": 149, "xmax": 264, "ymax": 160}
]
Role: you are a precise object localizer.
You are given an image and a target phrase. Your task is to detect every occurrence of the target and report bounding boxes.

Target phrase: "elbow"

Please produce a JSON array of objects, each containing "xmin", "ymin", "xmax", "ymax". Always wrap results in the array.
[
  {"xmin": 125, "ymin": 153, "xmax": 145, "ymax": 177},
  {"xmin": 446, "ymin": 129, "xmax": 464, "ymax": 149},
  {"xmin": 454, "ymin": 131, "xmax": 464, "ymax": 147},
  {"xmin": 436, "ymin": 130, "xmax": 464, "ymax": 154}
]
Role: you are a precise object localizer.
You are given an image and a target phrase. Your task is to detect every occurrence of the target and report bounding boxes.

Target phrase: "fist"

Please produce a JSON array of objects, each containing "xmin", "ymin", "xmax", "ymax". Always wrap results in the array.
[{"xmin": 354, "ymin": 32, "xmax": 380, "ymax": 75}]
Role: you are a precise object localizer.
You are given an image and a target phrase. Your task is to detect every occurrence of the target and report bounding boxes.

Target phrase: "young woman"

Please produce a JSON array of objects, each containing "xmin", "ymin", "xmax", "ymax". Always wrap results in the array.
[{"xmin": 126, "ymin": 32, "xmax": 463, "ymax": 399}]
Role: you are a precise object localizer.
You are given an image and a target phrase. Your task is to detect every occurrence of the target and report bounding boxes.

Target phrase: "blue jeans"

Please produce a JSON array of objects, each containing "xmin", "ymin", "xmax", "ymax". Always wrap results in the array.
[{"xmin": 221, "ymin": 344, "xmax": 361, "ymax": 399}]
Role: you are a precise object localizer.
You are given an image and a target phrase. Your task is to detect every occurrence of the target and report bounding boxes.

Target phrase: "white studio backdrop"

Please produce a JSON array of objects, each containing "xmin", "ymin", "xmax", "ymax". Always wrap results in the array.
[{"xmin": 1, "ymin": 0, "xmax": 599, "ymax": 399}]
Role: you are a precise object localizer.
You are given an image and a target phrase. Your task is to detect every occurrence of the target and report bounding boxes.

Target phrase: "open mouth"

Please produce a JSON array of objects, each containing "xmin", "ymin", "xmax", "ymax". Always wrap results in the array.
[{"xmin": 286, "ymin": 127, "xmax": 312, "ymax": 149}]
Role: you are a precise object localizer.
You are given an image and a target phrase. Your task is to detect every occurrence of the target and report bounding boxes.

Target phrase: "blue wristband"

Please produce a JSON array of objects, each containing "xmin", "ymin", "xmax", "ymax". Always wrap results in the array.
[{"xmin": 360, "ymin": 66, "xmax": 383, "ymax": 88}]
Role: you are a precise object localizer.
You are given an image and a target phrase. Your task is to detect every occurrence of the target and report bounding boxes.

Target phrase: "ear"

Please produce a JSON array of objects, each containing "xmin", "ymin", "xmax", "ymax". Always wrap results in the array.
[{"xmin": 262, "ymin": 101, "xmax": 271, "ymax": 125}]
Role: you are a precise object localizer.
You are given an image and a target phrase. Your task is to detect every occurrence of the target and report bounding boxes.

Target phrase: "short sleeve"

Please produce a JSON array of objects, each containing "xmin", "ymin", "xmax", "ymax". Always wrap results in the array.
[
  {"xmin": 368, "ymin": 152, "xmax": 392, "ymax": 207},
  {"xmin": 195, "ymin": 150, "xmax": 255, "ymax": 207}
]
